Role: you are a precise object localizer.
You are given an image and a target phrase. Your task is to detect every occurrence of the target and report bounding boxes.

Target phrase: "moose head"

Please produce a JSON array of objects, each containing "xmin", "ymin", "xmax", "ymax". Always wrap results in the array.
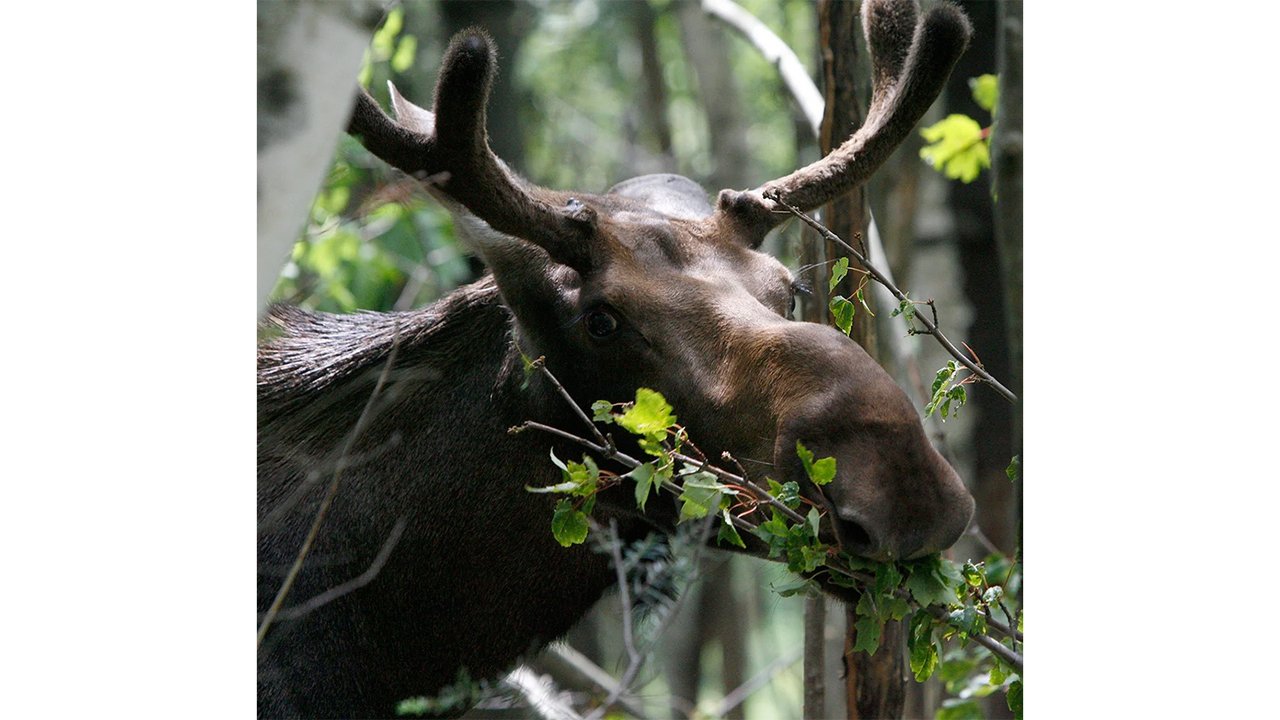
[{"xmin": 259, "ymin": 0, "xmax": 975, "ymax": 715}]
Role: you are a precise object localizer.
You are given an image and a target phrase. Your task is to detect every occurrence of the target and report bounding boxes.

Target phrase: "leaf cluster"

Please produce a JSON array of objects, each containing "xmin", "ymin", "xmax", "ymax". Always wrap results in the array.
[
  {"xmin": 925, "ymin": 360, "xmax": 969, "ymax": 421},
  {"xmin": 826, "ymin": 256, "xmax": 874, "ymax": 336},
  {"xmin": 526, "ymin": 388, "xmax": 1022, "ymax": 716},
  {"xmin": 919, "ymin": 74, "xmax": 999, "ymax": 184}
]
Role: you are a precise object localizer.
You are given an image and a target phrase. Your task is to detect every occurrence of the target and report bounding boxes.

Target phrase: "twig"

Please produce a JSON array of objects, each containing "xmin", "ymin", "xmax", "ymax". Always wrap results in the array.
[
  {"xmin": 533, "ymin": 356, "xmax": 613, "ymax": 450},
  {"xmin": 767, "ymin": 193, "xmax": 1018, "ymax": 403},
  {"xmin": 540, "ymin": 645, "xmax": 650, "ymax": 720},
  {"xmin": 270, "ymin": 517, "xmax": 408, "ymax": 622},
  {"xmin": 258, "ymin": 323, "xmax": 402, "ymax": 646},
  {"xmin": 503, "ymin": 666, "xmax": 584, "ymax": 720},
  {"xmin": 670, "ymin": 450, "xmax": 807, "ymax": 526},
  {"xmin": 582, "ymin": 520, "xmax": 645, "ymax": 720}
]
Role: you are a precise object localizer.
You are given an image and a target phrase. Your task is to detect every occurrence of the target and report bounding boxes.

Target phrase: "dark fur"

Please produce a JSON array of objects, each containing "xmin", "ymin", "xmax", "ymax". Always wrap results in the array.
[{"xmin": 259, "ymin": 278, "xmax": 667, "ymax": 717}]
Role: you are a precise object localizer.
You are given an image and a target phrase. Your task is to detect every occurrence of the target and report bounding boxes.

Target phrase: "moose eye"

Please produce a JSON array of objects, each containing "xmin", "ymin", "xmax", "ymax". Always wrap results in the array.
[
  {"xmin": 584, "ymin": 307, "xmax": 620, "ymax": 338},
  {"xmin": 789, "ymin": 279, "xmax": 812, "ymax": 319}
]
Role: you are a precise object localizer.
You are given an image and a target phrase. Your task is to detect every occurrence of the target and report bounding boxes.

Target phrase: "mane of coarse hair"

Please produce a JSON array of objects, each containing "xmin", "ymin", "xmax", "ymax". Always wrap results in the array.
[{"xmin": 257, "ymin": 276, "xmax": 505, "ymax": 417}]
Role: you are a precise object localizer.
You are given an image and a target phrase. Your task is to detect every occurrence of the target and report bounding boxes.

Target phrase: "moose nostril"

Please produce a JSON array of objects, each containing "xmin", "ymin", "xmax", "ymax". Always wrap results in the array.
[{"xmin": 836, "ymin": 517, "xmax": 875, "ymax": 555}]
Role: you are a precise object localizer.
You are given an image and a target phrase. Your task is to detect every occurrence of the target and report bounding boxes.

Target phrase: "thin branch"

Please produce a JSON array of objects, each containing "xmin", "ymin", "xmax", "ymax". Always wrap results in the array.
[
  {"xmin": 258, "ymin": 323, "xmax": 403, "ymax": 646},
  {"xmin": 701, "ymin": 0, "xmax": 823, "ymax": 137},
  {"xmin": 541, "ymin": 645, "xmax": 651, "ymax": 720},
  {"xmin": 767, "ymin": 193, "xmax": 1018, "ymax": 403},
  {"xmin": 503, "ymin": 666, "xmax": 585, "ymax": 720},
  {"xmin": 533, "ymin": 356, "xmax": 613, "ymax": 450},
  {"xmin": 670, "ymin": 450, "xmax": 807, "ymax": 526},
  {"xmin": 582, "ymin": 520, "xmax": 645, "ymax": 720},
  {"xmin": 270, "ymin": 517, "xmax": 408, "ymax": 622}
]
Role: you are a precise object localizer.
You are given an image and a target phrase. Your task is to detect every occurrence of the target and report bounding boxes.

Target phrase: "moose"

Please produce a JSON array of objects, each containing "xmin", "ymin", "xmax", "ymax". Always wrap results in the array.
[{"xmin": 258, "ymin": 0, "xmax": 975, "ymax": 716}]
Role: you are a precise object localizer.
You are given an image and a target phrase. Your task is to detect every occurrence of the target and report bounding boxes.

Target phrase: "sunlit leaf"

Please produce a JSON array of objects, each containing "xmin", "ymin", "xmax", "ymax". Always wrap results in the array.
[
  {"xmin": 970, "ymin": 73, "xmax": 999, "ymax": 114},
  {"xmin": 919, "ymin": 114, "xmax": 990, "ymax": 183},
  {"xmin": 617, "ymin": 388, "xmax": 676, "ymax": 438}
]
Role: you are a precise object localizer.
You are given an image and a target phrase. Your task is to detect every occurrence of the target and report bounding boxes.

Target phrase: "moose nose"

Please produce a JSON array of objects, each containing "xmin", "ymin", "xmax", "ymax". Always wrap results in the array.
[{"xmin": 826, "ymin": 461, "xmax": 974, "ymax": 562}]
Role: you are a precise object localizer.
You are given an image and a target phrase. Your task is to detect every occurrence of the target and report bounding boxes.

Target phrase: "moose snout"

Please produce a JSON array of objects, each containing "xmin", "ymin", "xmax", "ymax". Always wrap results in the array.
[
  {"xmin": 766, "ymin": 326, "xmax": 974, "ymax": 562},
  {"xmin": 777, "ymin": 423, "xmax": 974, "ymax": 562},
  {"xmin": 822, "ymin": 458, "xmax": 974, "ymax": 561}
]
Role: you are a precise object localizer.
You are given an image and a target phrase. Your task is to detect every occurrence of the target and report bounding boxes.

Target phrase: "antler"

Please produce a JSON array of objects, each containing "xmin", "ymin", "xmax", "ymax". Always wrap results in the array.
[
  {"xmin": 347, "ymin": 30, "xmax": 597, "ymax": 271},
  {"xmin": 714, "ymin": 0, "xmax": 972, "ymax": 241}
]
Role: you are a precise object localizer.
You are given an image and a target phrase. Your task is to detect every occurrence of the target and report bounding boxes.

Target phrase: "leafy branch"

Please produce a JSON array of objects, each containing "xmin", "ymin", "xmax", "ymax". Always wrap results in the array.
[{"xmin": 512, "ymin": 365, "xmax": 1023, "ymax": 685}]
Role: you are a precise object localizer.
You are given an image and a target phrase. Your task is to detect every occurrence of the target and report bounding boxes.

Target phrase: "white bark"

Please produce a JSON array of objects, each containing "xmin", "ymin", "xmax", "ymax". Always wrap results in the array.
[{"xmin": 257, "ymin": 0, "xmax": 386, "ymax": 313}]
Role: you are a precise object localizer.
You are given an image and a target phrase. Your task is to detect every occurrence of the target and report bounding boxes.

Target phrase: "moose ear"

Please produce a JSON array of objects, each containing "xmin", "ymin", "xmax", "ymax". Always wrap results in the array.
[
  {"xmin": 607, "ymin": 174, "xmax": 713, "ymax": 221},
  {"xmin": 387, "ymin": 81, "xmax": 436, "ymax": 136}
]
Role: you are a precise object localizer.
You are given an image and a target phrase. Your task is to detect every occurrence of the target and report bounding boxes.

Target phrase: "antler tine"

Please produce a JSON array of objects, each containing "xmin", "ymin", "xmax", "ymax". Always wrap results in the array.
[
  {"xmin": 347, "ymin": 30, "xmax": 597, "ymax": 271},
  {"xmin": 714, "ymin": 0, "xmax": 971, "ymax": 239}
]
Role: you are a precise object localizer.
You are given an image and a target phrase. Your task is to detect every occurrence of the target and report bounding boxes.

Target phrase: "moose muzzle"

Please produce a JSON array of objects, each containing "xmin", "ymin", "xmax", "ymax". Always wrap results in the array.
[{"xmin": 767, "ymin": 323, "xmax": 975, "ymax": 562}]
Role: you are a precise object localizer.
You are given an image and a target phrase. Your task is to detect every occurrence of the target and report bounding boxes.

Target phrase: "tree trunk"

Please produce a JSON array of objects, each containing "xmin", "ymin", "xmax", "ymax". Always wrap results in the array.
[
  {"xmin": 946, "ymin": 0, "xmax": 1017, "ymax": 559},
  {"xmin": 816, "ymin": 2, "xmax": 904, "ymax": 718},
  {"xmin": 678, "ymin": 0, "xmax": 752, "ymax": 189},
  {"xmin": 994, "ymin": 0, "xmax": 1023, "ymax": 562},
  {"xmin": 257, "ymin": 0, "xmax": 385, "ymax": 311}
]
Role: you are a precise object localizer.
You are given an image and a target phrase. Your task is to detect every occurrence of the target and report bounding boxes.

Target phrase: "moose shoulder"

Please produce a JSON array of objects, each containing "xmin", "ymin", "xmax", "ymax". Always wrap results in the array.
[{"xmin": 258, "ymin": 1, "xmax": 975, "ymax": 716}]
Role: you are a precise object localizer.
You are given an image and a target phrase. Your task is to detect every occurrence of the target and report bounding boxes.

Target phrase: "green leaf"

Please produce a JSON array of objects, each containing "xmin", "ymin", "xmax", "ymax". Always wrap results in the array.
[
  {"xmin": 795, "ymin": 441, "xmax": 837, "ymax": 486},
  {"xmin": 852, "ymin": 615, "xmax": 883, "ymax": 655},
  {"xmin": 617, "ymin": 388, "xmax": 677, "ymax": 438},
  {"xmin": 873, "ymin": 562, "xmax": 902, "ymax": 596},
  {"xmin": 519, "ymin": 353, "xmax": 537, "ymax": 389},
  {"xmin": 970, "ymin": 73, "xmax": 999, "ymax": 114},
  {"xmin": 904, "ymin": 557, "xmax": 959, "ymax": 608},
  {"xmin": 1007, "ymin": 679, "xmax": 1023, "ymax": 719},
  {"xmin": 962, "ymin": 561, "xmax": 984, "ymax": 588},
  {"xmin": 856, "ymin": 287, "xmax": 875, "ymax": 317},
  {"xmin": 829, "ymin": 257, "xmax": 850, "ymax": 293},
  {"xmin": 919, "ymin": 113, "xmax": 990, "ymax": 183},
  {"xmin": 891, "ymin": 296, "xmax": 917, "ymax": 322},
  {"xmin": 591, "ymin": 400, "xmax": 614, "ymax": 423},
  {"xmin": 717, "ymin": 509, "xmax": 746, "ymax": 548},
  {"xmin": 767, "ymin": 478, "xmax": 802, "ymax": 509},
  {"xmin": 630, "ymin": 463, "xmax": 658, "ymax": 512},
  {"xmin": 938, "ymin": 655, "xmax": 977, "ymax": 686},
  {"xmin": 391, "ymin": 35, "xmax": 418, "ymax": 73},
  {"xmin": 908, "ymin": 611, "xmax": 939, "ymax": 681},
  {"xmin": 1006, "ymin": 455, "xmax": 1021, "ymax": 483},
  {"xmin": 982, "ymin": 585, "xmax": 1004, "ymax": 605},
  {"xmin": 989, "ymin": 656, "xmax": 1010, "ymax": 686},
  {"xmin": 829, "ymin": 295, "xmax": 855, "ymax": 336},
  {"xmin": 551, "ymin": 500, "xmax": 589, "ymax": 547},
  {"xmin": 677, "ymin": 472, "xmax": 724, "ymax": 522}
]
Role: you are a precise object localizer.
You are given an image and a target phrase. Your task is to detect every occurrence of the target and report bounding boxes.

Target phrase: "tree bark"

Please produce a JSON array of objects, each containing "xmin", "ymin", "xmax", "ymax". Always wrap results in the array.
[
  {"xmin": 994, "ymin": 0, "xmax": 1023, "ymax": 558},
  {"xmin": 257, "ymin": 0, "xmax": 385, "ymax": 312},
  {"xmin": 678, "ymin": 0, "xmax": 752, "ymax": 189},
  {"xmin": 815, "ymin": 2, "xmax": 903, "ymax": 717}
]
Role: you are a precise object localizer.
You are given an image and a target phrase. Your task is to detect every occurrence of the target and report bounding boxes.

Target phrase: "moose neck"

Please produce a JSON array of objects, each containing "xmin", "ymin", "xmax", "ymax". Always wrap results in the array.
[{"xmin": 258, "ymin": 277, "xmax": 652, "ymax": 717}]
